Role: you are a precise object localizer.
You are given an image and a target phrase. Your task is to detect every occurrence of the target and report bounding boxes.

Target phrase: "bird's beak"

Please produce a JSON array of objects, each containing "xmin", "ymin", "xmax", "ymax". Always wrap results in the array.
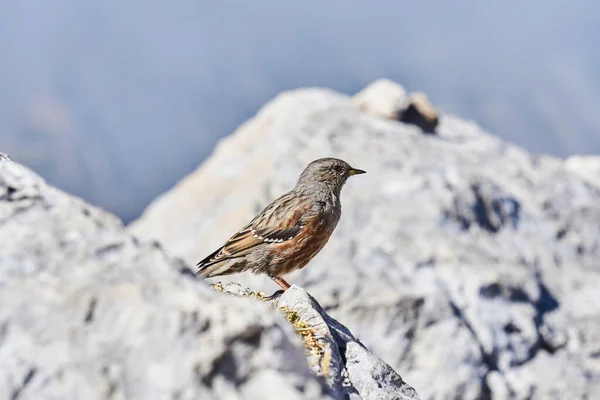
[{"xmin": 348, "ymin": 168, "xmax": 366, "ymax": 176}]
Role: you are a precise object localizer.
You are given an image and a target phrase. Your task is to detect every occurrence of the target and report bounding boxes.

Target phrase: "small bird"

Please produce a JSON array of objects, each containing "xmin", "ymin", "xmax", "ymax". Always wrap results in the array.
[{"xmin": 196, "ymin": 158, "xmax": 365, "ymax": 291}]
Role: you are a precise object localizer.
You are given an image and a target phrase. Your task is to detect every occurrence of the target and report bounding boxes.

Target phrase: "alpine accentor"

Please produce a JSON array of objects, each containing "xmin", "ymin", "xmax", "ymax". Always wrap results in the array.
[{"xmin": 196, "ymin": 158, "xmax": 365, "ymax": 290}]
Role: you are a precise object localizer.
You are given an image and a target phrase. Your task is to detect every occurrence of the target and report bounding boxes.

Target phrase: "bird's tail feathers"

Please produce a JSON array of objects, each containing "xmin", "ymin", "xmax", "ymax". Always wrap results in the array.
[
  {"xmin": 196, "ymin": 247, "xmax": 243, "ymax": 278},
  {"xmin": 197, "ymin": 261, "xmax": 230, "ymax": 278},
  {"xmin": 196, "ymin": 246, "xmax": 223, "ymax": 278}
]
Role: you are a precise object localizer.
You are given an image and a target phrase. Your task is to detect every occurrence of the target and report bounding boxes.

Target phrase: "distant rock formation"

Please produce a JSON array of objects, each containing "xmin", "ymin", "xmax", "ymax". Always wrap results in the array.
[
  {"xmin": 0, "ymin": 153, "xmax": 414, "ymax": 399},
  {"xmin": 131, "ymin": 80, "xmax": 600, "ymax": 400},
  {"xmin": 354, "ymin": 79, "xmax": 439, "ymax": 132}
]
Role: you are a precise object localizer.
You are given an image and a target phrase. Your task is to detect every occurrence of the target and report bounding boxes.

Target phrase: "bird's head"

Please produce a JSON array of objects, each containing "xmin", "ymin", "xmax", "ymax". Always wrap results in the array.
[{"xmin": 296, "ymin": 157, "xmax": 366, "ymax": 194}]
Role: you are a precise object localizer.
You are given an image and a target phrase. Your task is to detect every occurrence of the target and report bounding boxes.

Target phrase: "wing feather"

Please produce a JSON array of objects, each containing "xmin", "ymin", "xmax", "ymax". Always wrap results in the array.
[{"xmin": 196, "ymin": 192, "xmax": 320, "ymax": 272}]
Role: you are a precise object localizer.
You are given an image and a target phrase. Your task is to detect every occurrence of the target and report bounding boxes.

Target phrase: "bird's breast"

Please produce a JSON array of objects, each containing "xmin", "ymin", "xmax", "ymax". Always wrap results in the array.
[{"xmin": 269, "ymin": 213, "xmax": 338, "ymax": 275}]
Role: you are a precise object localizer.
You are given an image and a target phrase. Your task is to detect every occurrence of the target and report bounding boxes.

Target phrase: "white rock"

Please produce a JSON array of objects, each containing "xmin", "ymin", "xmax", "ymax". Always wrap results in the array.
[
  {"xmin": 565, "ymin": 155, "xmax": 600, "ymax": 189},
  {"xmin": 353, "ymin": 79, "xmax": 409, "ymax": 119},
  {"xmin": 216, "ymin": 283, "xmax": 420, "ymax": 400}
]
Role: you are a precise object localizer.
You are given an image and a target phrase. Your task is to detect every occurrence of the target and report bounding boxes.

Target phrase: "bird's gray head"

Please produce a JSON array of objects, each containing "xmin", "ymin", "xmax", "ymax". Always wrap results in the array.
[{"xmin": 295, "ymin": 158, "xmax": 365, "ymax": 194}]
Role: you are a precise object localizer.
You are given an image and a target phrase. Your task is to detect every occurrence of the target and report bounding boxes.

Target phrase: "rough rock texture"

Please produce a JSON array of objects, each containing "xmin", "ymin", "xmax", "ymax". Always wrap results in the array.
[
  {"xmin": 216, "ymin": 283, "xmax": 419, "ymax": 400},
  {"xmin": 0, "ymin": 155, "xmax": 332, "ymax": 400},
  {"xmin": 131, "ymin": 80, "xmax": 600, "ymax": 399}
]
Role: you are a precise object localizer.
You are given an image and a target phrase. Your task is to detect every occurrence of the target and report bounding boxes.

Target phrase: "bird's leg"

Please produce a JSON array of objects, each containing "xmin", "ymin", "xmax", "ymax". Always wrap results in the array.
[
  {"xmin": 264, "ymin": 276, "xmax": 290, "ymax": 301},
  {"xmin": 271, "ymin": 276, "xmax": 291, "ymax": 290}
]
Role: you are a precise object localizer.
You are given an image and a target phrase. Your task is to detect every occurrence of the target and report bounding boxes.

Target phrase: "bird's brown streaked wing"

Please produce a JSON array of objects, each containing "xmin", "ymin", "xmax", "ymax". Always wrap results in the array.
[
  {"xmin": 197, "ymin": 192, "xmax": 318, "ymax": 269},
  {"xmin": 224, "ymin": 192, "xmax": 318, "ymax": 253}
]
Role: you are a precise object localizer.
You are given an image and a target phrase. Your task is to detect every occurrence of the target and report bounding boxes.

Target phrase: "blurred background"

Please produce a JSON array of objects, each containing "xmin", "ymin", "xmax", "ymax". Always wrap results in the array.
[{"xmin": 1, "ymin": 0, "xmax": 599, "ymax": 223}]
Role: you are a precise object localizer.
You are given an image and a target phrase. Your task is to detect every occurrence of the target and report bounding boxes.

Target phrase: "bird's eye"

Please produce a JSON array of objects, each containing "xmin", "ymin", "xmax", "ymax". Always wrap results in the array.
[{"xmin": 333, "ymin": 165, "xmax": 343, "ymax": 173}]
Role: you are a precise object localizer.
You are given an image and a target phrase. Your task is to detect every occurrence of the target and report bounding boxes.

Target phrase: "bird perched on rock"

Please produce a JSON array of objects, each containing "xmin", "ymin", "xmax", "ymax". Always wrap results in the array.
[{"xmin": 196, "ymin": 158, "xmax": 365, "ymax": 291}]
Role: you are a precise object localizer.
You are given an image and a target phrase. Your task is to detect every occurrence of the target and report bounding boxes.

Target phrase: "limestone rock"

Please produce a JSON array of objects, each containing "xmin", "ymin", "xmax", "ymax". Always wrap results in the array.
[
  {"xmin": 353, "ymin": 80, "xmax": 439, "ymax": 133},
  {"xmin": 353, "ymin": 79, "xmax": 409, "ymax": 120},
  {"xmin": 565, "ymin": 155, "xmax": 600, "ymax": 190},
  {"xmin": 0, "ymin": 156, "xmax": 331, "ymax": 400},
  {"xmin": 215, "ymin": 283, "xmax": 420, "ymax": 400},
  {"xmin": 130, "ymin": 81, "xmax": 600, "ymax": 399}
]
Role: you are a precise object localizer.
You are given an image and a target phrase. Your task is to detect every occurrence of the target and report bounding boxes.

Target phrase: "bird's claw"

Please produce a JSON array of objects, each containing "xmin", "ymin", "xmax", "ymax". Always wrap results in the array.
[{"xmin": 264, "ymin": 289, "xmax": 285, "ymax": 302}]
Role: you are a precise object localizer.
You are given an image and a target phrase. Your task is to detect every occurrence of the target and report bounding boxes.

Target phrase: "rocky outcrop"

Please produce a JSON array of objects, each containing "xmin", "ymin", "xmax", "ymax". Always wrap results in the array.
[
  {"xmin": 0, "ymin": 155, "xmax": 330, "ymax": 399},
  {"xmin": 354, "ymin": 79, "xmax": 410, "ymax": 120},
  {"xmin": 214, "ymin": 283, "xmax": 419, "ymax": 400},
  {"xmin": 354, "ymin": 80, "xmax": 439, "ymax": 132},
  {"xmin": 130, "ymin": 81, "xmax": 600, "ymax": 399}
]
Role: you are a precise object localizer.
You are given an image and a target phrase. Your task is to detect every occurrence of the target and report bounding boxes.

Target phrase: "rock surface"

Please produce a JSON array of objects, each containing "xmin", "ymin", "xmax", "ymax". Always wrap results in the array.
[
  {"xmin": 565, "ymin": 155, "xmax": 600, "ymax": 190},
  {"xmin": 0, "ymin": 155, "xmax": 335, "ymax": 400},
  {"xmin": 354, "ymin": 79, "xmax": 409, "ymax": 120},
  {"xmin": 131, "ymin": 80, "xmax": 600, "ymax": 399},
  {"xmin": 215, "ymin": 283, "xmax": 419, "ymax": 400},
  {"xmin": 354, "ymin": 80, "xmax": 439, "ymax": 133}
]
